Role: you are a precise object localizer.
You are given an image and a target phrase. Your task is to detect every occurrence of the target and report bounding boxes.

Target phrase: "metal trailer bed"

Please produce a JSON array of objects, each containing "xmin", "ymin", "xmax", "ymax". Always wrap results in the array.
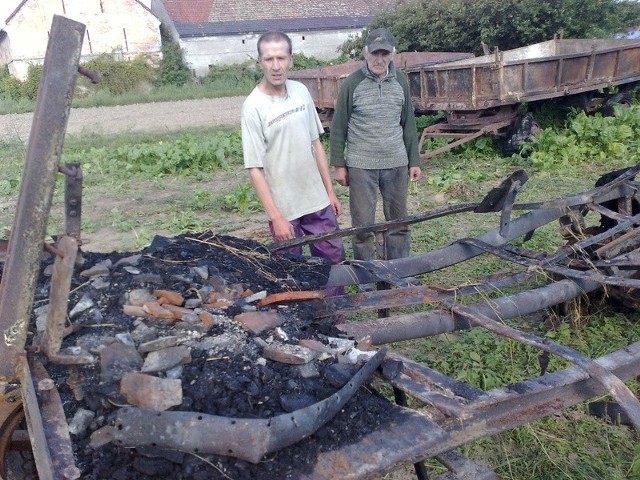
[
  {"xmin": 405, "ymin": 37, "xmax": 640, "ymax": 159},
  {"xmin": 292, "ymin": 37, "xmax": 640, "ymax": 160}
]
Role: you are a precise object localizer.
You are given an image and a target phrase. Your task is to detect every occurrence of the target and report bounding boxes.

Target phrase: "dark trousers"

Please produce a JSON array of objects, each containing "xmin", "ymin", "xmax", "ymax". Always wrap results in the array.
[
  {"xmin": 269, "ymin": 205, "xmax": 345, "ymax": 296},
  {"xmin": 348, "ymin": 166, "xmax": 410, "ymax": 261}
]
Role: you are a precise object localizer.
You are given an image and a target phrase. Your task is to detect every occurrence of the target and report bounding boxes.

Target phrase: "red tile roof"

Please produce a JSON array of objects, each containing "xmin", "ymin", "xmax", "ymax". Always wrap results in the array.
[
  {"xmin": 159, "ymin": 0, "xmax": 396, "ymax": 23},
  {"xmin": 161, "ymin": 0, "xmax": 215, "ymax": 23}
]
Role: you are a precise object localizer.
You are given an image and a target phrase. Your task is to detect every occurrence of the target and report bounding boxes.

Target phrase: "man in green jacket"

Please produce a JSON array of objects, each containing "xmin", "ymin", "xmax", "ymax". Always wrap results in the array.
[{"xmin": 330, "ymin": 28, "xmax": 422, "ymax": 264}]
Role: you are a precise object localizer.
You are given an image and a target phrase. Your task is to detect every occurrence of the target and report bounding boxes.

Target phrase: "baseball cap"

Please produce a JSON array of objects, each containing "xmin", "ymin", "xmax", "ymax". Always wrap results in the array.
[{"xmin": 365, "ymin": 28, "xmax": 396, "ymax": 53}]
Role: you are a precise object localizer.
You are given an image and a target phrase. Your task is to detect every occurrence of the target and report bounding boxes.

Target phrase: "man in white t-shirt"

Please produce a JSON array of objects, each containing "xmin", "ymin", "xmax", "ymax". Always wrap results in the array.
[{"xmin": 241, "ymin": 31, "xmax": 345, "ymax": 296}]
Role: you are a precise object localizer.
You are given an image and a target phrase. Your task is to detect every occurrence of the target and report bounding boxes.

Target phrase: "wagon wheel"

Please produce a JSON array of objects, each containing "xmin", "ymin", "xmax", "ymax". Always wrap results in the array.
[
  {"xmin": 599, "ymin": 91, "xmax": 632, "ymax": 117},
  {"xmin": 0, "ymin": 395, "xmax": 36, "ymax": 480},
  {"xmin": 501, "ymin": 112, "xmax": 540, "ymax": 156}
]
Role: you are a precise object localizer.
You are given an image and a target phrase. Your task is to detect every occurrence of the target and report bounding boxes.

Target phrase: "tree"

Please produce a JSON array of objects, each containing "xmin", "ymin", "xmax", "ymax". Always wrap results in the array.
[{"xmin": 339, "ymin": 0, "xmax": 640, "ymax": 58}]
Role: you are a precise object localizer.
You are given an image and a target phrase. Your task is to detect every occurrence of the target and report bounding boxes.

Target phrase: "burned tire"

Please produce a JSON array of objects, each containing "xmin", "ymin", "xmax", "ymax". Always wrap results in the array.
[
  {"xmin": 501, "ymin": 112, "xmax": 540, "ymax": 156},
  {"xmin": 599, "ymin": 92, "xmax": 631, "ymax": 117}
]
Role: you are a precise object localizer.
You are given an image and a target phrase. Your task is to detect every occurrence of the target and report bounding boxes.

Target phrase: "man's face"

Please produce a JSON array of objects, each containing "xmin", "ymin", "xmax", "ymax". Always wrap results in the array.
[
  {"xmin": 365, "ymin": 48, "xmax": 393, "ymax": 79},
  {"xmin": 258, "ymin": 40, "xmax": 293, "ymax": 92}
]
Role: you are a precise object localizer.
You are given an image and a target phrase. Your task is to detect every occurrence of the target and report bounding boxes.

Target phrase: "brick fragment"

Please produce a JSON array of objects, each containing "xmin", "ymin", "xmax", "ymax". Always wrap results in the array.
[
  {"xmin": 122, "ymin": 305, "xmax": 148, "ymax": 318},
  {"xmin": 142, "ymin": 302, "xmax": 176, "ymax": 321},
  {"xmin": 153, "ymin": 289, "xmax": 185, "ymax": 306},
  {"xmin": 262, "ymin": 342, "xmax": 317, "ymax": 365}
]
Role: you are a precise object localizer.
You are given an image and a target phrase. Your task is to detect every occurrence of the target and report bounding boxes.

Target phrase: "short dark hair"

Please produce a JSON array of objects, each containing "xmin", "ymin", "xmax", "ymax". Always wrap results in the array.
[{"xmin": 257, "ymin": 31, "xmax": 293, "ymax": 57}]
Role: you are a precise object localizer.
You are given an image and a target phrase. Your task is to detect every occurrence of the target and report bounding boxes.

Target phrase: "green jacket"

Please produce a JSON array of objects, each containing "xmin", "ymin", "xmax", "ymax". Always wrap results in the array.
[{"xmin": 329, "ymin": 61, "xmax": 420, "ymax": 169}]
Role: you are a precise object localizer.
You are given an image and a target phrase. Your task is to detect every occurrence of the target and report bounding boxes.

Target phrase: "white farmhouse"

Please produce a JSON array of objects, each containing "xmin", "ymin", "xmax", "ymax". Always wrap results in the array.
[
  {"xmin": 151, "ymin": 0, "xmax": 397, "ymax": 78},
  {"xmin": 0, "ymin": 0, "xmax": 161, "ymax": 80}
]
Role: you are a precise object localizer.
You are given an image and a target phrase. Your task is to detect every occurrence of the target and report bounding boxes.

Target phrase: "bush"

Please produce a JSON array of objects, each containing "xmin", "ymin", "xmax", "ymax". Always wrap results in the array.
[
  {"xmin": 156, "ymin": 24, "xmax": 191, "ymax": 87},
  {"xmin": 80, "ymin": 53, "xmax": 156, "ymax": 95},
  {"xmin": 0, "ymin": 65, "xmax": 22, "ymax": 100},
  {"xmin": 21, "ymin": 64, "xmax": 43, "ymax": 100}
]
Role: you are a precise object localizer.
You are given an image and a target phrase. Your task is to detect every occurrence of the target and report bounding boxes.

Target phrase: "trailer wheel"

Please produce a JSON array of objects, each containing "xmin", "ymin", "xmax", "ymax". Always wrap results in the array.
[
  {"xmin": 501, "ymin": 112, "xmax": 540, "ymax": 156},
  {"xmin": 599, "ymin": 92, "xmax": 631, "ymax": 117}
]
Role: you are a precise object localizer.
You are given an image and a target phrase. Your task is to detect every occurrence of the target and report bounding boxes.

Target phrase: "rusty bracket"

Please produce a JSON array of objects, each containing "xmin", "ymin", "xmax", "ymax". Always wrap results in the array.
[
  {"xmin": 41, "ymin": 236, "xmax": 78, "ymax": 357},
  {"xmin": 77, "ymin": 65, "xmax": 101, "ymax": 84},
  {"xmin": 114, "ymin": 348, "xmax": 387, "ymax": 463},
  {"xmin": 63, "ymin": 163, "xmax": 83, "ymax": 240}
]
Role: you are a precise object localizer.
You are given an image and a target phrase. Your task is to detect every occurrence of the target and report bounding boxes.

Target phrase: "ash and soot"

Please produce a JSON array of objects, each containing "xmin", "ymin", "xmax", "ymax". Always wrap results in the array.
[{"xmin": 16, "ymin": 232, "xmax": 394, "ymax": 479}]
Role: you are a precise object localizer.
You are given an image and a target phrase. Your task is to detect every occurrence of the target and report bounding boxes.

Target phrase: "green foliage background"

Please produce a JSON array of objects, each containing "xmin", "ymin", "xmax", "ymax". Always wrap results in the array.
[{"xmin": 339, "ymin": 0, "xmax": 640, "ymax": 57}]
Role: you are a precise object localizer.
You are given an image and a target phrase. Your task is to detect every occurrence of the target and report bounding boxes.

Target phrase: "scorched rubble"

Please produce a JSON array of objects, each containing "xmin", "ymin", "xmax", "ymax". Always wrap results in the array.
[{"xmin": 18, "ymin": 231, "xmax": 394, "ymax": 479}]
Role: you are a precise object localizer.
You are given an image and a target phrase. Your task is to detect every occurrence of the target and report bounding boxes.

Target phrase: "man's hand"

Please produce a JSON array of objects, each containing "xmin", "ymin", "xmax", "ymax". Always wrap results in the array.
[
  {"xmin": 328, "ymin": 192, "xmax": 342, "ymax": 217},
  {"xmin": 334, "ymin": 166, "xmax": 349, "ymax": 187},
  {"xmin": 271, "ymin": 216, "xmax": 295, "ymax": 241},
  {"xmin": 409, "ymin": 166, "xmax": 422, "ymax": 182}
]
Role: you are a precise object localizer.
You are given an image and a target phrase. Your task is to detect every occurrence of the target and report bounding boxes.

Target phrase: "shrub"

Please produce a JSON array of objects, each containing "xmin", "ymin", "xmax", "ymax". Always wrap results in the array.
[
  {"xmin": 0, "ymin": 65, "xmax": 22, "ymax": 100},
  {"xmin": 156, "ymin": 24, "xmax": 191, "ymax": 87},
  {"xmin": 80, "ymin": 53, "xmax": 156, "ymax": 95}
]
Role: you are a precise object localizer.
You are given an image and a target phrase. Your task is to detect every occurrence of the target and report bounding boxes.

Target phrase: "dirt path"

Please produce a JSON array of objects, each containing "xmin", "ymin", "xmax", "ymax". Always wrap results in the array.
[{"xmin": 0, "ymin": 96, "xmax": 245, "ymax": 141}]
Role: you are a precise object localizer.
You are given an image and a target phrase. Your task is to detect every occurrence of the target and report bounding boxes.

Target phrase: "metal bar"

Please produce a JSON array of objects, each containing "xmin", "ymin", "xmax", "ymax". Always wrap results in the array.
[
  {"xmin": 115, "ymin": 349, "xmax": 387, "ymax": 464},
  {"xmin": 0, "ymin": 15, "xmax": 85, "ymax": 381},
  {"xmin": 460, "ymin": 237, "xmax": 640, "ymax": 289},
  {"xmin": 63, "ymin": 163, "xmax": 82, "ymax": 239},
  {"xmin": 440, "ymin": 299, "xmax": 640, "ymax": 431},
  {"xmin": 26, "ymin": 357, "xmax": 80, "ymax": 479},
  {"xmin": 17, "ymin": 357, "xmax": 54, "ymax": 480},
  {"xmin": 312, "ymin": 270, "xmax": 535, "ymax": 318},
  {"xmin": 336, "ymin": 271, "xmax": 628, "ymax": 346}
]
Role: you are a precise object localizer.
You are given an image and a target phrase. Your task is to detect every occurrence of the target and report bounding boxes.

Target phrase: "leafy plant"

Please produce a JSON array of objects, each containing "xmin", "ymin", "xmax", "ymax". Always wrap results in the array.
[
  {"xmin": 219, "ymin": 183, "xmax": 262, "ymax": 215},
  {"xmin": 66, "ymin": 131, "xmax": 242, "ymax": 178},
  {"xmin": 521, "ymin": 105, "xmax": 640, "ymax": 172}
]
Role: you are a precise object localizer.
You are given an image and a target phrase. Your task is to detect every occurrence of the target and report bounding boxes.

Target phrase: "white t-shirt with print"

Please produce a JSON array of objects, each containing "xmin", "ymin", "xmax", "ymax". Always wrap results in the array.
[{"xmin": 241, "ymin": 80, "xmax": 329, "ymax": 221}]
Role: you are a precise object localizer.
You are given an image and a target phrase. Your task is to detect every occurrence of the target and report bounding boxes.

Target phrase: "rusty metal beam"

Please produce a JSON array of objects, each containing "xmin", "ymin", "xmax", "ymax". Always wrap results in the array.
[
  {"xmin": 23, "ymin": 356, "xmax": 80, "ymax": 480},
  {"xmin": 439, "ymin": 298, "xmax": 640, "ymax": 432},
  {"xmin": 304, "ymin": 341, "xmax": 640, "ymax": 479},
  {"xmin": 335, "ymin": 270, "xmax": 628, "ymax": 346},
  {"xmin": 326, "ymin": 175, "xmax": 639, "ymax": 288},
  {"xmin": 0, "ymin": 15, "xmax": 85, "ymax": 381},
  {"xmin": 114, "ymin": 349, "xmax": 387, "ymax": 464}
]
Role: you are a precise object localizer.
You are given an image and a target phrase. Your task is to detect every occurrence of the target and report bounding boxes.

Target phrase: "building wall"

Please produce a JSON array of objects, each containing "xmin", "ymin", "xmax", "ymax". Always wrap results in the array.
[
  {"xmin": 182, "ymin": 29, "xmax": 362, "ymax": 78},
  {"xmin": 4, "ymin": 0, "xmax": 161, "ymax": 79}
]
